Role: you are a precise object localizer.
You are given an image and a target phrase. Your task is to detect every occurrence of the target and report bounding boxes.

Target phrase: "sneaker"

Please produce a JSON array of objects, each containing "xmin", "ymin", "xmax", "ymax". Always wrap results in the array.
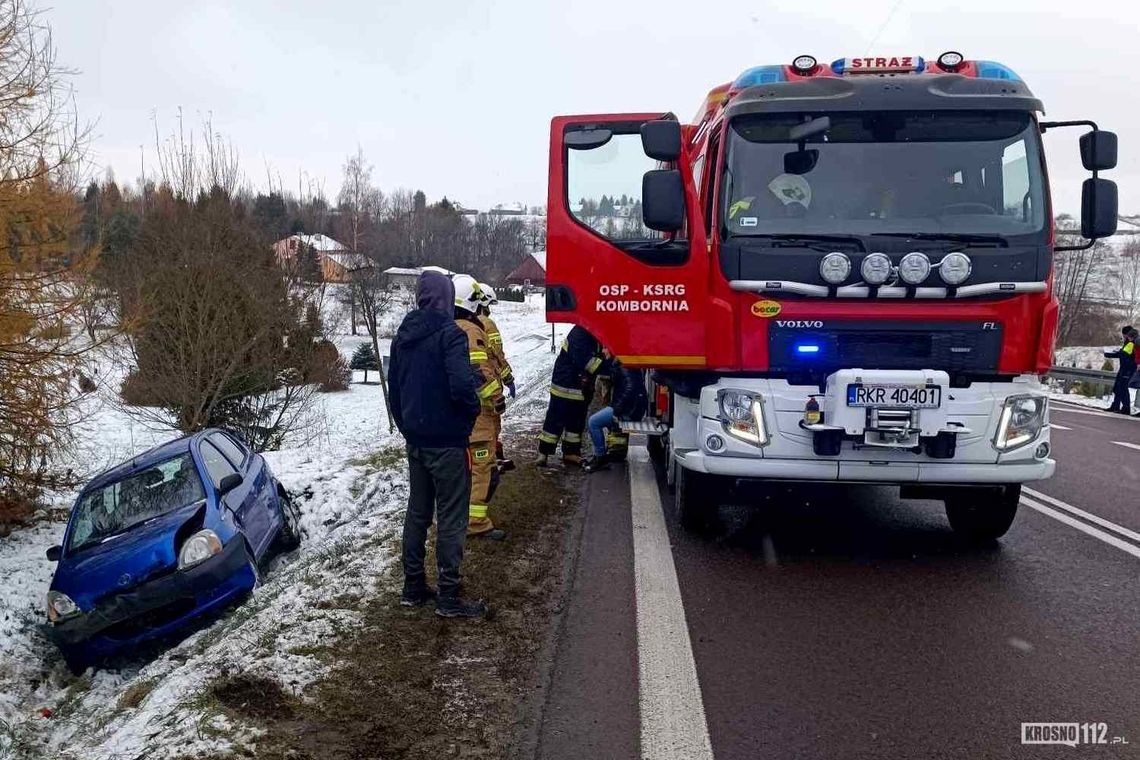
[
  {"xmin": 472, "ymin": 528, "xmax": 508, "ymax": 541},
  {"xmin": 497, "ymin": 458, "xmax": 516, "ymax": 473},
  {"xmin": 400, "ymin": 584, "xmax": 438, "ymax": 607},
  {"xmin": 436, "ymin": 596, "xmax": 488, "ymax": 618}
]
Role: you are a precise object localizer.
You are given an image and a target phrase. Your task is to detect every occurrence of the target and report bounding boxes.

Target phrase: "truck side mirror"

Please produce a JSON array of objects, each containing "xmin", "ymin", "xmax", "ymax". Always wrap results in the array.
[
  {"xmin": 1081, "ymin": 178, "xmax": 1118, "ymax": 239},
  {"xmin": 641, "ymin": 120, "xmax": 681, "ymax": 162},
  {"xmin": 642, "ymin": 170, "xmax": 685, "ymax": 232},
  {"xmin": 1080, "ymin": 130, "xmax": 1117, "ymax": 171}
]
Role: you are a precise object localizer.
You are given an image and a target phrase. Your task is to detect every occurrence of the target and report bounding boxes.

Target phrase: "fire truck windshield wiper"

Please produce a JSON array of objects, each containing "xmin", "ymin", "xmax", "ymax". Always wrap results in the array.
[
  {"xmin": 733, "ymin": 233, "xmax": 865, "ymax": 251},
  {"xmin": 871, "ymin": 232, "xmax": 1008, "ymax": 247}
]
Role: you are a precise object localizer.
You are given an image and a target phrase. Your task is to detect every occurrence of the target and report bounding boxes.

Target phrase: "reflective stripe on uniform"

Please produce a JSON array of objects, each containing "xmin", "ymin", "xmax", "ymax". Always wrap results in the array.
[
  {"xmin": 487, "ymin": 332, "xmax": 502, "ymax": 346},
  {"xmin": 539, "ymin": 431, "xmax": 560, "ymax": 444},
  {"xmin": 563, "ymin": 432, "xmax": 581, "ymax": 443},
  {"xmin": 550, "ymin": 384, "xmax": 584, "ymax": 401},
  {"xmin": 586, "ymin": 356, "xmax": 603, "ymax": 373},
  {"xmin": 470, "ymin": 350, "xmax": 489, "ymax": 362},
  {"xmin": 469, "ymin": 503, "xmax": 489, "ymax": 519},
  {"xmin": 1125, "ymin": 342, "xmax": 1135, "ymax": 356},
  {"xmin": 478, "ymin": 379, "xmax": 502, "ymax": 399}
]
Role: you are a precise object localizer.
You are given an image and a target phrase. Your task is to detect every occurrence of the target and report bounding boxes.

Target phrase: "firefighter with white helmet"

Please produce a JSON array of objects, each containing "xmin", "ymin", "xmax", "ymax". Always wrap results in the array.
[
  {"xmin": 478, "ymin": 283, "xmax": 515, "ymax": 470},
  {"xmin": 453, "ymin": 274, "xmax": 507, "ymax": 540}
]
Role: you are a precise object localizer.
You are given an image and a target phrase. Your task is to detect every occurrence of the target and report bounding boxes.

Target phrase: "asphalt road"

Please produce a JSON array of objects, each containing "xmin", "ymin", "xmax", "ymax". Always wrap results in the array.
[{"xmin": 537, "ymin": 400, "xmax": 1140, "ymax": 760}]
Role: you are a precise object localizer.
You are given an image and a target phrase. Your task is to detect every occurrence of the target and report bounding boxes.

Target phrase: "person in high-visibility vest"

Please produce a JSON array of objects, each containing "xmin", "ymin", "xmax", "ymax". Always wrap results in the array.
[
  {"xmin": 478, "ymin": 284, "xmax": 515, "ymax": 471},
  {"xmin": 1106, "ymin": 325, "xmax": 1137, "ymax": 415},
  {"xmin": 537, "ymin": 325, "xmax": 608, "ymax": 467},
  {"xmin": 453, "ymin": 275, "xmax": 507, "ymax": 540}
]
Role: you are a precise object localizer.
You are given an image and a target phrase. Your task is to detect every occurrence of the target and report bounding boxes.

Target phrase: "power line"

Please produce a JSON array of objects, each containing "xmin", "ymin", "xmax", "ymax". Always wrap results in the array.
[{"xmin": 865, "ymin": 0, "xmax": 905, "ymax": 55}]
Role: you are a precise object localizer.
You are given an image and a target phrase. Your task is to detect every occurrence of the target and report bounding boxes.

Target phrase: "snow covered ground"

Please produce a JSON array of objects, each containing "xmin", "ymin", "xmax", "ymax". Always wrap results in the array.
[{"xmin": 0, "ymin": 294, "xmax": 562, "ymax": 760}]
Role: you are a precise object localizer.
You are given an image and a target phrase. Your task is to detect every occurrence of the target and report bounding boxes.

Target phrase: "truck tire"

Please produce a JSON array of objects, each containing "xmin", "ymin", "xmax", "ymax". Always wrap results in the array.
[
  {"xmin": 944, "ymin": 484, "xmax": 1021, "ymax": 542},
  {"xmin": 675, "ymin": 466, "xmax": 722, "ymax": 534}
]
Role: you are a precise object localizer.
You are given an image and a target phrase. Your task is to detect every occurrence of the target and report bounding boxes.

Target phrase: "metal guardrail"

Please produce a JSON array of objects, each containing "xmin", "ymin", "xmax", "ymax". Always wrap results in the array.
[{"xmin": 1047, "ymin": 365, "xmax": 1116, "ymax": 396}]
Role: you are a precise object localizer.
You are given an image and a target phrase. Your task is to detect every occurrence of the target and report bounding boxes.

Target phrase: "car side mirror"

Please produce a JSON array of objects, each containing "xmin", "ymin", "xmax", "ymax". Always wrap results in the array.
[
  {"xmin": 46, "ymin": 545, "xmax": 62, "ymax": 562},
  {"xmin": 642, "ymin": 169, "xmax": 685, "ymax": 232},
  {"xmin": 1081, "ymin": 177, "xmax": 1118, "ymax": 239},
  {"xmin": 217, "ymin": 473, "xmax": 243, "ymax": 497},
  {"xmin": 1080, "ymin": 129, "xmax": 1117, "ymax": 171}
]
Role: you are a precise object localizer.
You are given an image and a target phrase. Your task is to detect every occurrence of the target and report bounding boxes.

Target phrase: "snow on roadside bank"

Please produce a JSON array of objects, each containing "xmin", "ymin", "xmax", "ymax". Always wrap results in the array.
[{"xmin": 0, "ymin": 295, "xmax": 557, "ymax": 759}]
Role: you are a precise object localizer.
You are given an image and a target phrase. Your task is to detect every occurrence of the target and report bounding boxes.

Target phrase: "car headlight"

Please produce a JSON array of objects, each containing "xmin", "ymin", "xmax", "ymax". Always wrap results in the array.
[
  {"xmin": 46, "ymin": 591, "xmax": 80, "ymax": 623},
  {"xmin": 938, "ymin": 251, "xmax": 972, "ymax": 285},
  {"xmin": 178, "ymin": 529, "xmax": 223, "ymax": 569},
  {"xmin": 819, "ymin": 252, "xmax": 851, "ymax": 285},
  {"xmin": 717, "ymin": 389, "xmax": 769, "ymax": 447},
  {"xmin": 860, "ymin": 252, "xmax": 893, "ymax": 285},
  {"xmin": 994, "ymin": 395, "xmax": 1047, "ymax": 452},
  {"xmin": 898, "ymin": 252, "xmax": 931, "ymax": 285}
]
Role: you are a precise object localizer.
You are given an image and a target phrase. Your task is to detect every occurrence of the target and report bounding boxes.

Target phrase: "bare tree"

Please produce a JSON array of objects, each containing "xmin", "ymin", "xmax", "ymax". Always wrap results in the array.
[
  {"xmin": 0, "ymin": 0, "xmax": 95, "ymax": 512},
  {"xmin": 1054, "ymin": 215, "xmax": 1109, "ymax": 347},
  {"xmin": 1112, "ymin": 237, "xmax": 1140, "ymax": 327}
]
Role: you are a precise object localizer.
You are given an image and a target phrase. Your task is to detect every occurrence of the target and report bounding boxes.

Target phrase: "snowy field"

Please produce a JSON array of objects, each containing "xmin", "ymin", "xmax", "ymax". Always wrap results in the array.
[{"xmin": 0, "ymin": 294, "xmax": 563, "ymax": 759}]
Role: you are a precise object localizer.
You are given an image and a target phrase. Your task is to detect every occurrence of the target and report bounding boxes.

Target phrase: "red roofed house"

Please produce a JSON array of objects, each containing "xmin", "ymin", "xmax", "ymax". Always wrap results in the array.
[{"xmin": 506, "ymin": 250, "xmax": 546, "ymax": 287}]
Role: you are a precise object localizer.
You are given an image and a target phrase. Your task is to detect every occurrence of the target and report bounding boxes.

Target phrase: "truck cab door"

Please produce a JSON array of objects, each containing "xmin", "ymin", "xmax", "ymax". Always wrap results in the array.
[{"xmin": 546, "ymin": 114, "xmax": 708, "ymax": 369}]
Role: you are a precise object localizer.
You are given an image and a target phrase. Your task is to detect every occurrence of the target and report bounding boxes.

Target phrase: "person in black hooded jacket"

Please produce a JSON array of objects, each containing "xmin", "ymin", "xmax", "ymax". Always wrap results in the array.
[{"xmin": 389, "ymin": 271, "xmax": 487, "ymax": 618}]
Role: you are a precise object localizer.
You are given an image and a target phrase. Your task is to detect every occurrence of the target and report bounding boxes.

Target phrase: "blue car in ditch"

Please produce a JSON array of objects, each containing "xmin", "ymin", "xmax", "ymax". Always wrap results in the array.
[{"xmin": 44, "ymin": 429, "xmax": 301, "ymax": 672}]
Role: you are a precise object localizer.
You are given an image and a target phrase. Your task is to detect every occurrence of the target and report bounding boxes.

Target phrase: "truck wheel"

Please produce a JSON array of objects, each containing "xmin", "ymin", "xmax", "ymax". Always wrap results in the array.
[
  {"xmin": 675, "ymin": 466, "xmax": 722, "ymax": 534},
  {"xmin": 944, "ymin": 484, "xmax": 1021, "ymax": 542},
  {"xmin": 647, "ymin": 434, "xmax": 666, "ymax": 465}
]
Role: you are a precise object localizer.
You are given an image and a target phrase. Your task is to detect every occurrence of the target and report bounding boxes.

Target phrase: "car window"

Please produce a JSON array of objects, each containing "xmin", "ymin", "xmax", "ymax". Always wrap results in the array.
[
  {"xmin": 68, "ymin": 454, "xmax": 206, "ymax": 552},
  {"xmin": 209, "ymin": 433, "xmax": 247, "ymax": 469},
  {"xmin": 200, "ymin": 441, "xmax": 239, "ymax": 488}
]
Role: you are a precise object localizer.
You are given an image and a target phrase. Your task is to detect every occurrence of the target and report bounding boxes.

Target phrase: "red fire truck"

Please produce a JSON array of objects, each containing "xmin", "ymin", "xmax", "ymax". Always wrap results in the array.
[{"xmin": 544, "ymin": 52, "xmax": 1119, "ymax": 540}]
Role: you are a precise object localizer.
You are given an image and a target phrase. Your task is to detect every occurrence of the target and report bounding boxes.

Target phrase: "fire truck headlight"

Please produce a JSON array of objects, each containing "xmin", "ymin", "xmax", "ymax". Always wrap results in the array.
[
  {"xmin": 717, "ymin": 389, "xmax": 769, "ymax": 447},
  {"xmin": 937, "ymin": 251, "xmax": 972, "ymax": 285},
  {"xmin": 819, "ymin": 252, "xmax": 851, "ymax": 285},
  {"xmin": 993, "ymin": 394, "xmax": 1047, "ymax": 452},
  {"xmin": 860, "ymin": 253, "xmax": 892, "ymax": 285},
  {"xmin": 898, "ymin": 252, "xmax": 931, "ymax": 285}
]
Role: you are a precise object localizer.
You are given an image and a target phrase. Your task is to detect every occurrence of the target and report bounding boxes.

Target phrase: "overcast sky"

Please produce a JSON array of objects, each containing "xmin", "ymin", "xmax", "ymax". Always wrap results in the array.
[{"xmin": 53, "ymin": 0, "xmax": 1139, "ymax": 216}]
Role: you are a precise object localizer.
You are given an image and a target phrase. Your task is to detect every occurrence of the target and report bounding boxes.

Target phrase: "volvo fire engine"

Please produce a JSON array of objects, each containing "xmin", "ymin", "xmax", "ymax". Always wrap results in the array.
[{"xmin": 545, "ymin": 52, "xmax": 1119, "ymax": 540}]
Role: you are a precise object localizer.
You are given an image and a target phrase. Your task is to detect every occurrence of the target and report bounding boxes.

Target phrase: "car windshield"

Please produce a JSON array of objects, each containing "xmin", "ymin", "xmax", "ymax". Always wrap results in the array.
[
  {"xmin": 67, "ymin": 453, "xmax": 206, "ymax": 552},
  {"xmin": 721, "ymin": 110, "xmax": 1046, "ymax": 240}
]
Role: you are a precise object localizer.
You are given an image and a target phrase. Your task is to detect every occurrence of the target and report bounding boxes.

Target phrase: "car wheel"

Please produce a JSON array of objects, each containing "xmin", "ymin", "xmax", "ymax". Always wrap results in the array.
[
  {"xmin": 675, "ymin": 466, "xmax": 722, "ymax": 534},
  {"xmin": 273, "ymin": 488, "xmax": 302, "ymax": 553},
  {"xmin": 61, "ymin": 648, "xmax": 89, "ymax": 676},
  {"xmin": 945, "ymin": 484, "xmax": 1021, "ymax": 543}
]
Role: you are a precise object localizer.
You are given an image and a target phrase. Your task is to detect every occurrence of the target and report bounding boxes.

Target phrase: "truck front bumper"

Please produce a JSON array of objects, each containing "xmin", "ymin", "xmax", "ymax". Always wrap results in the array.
[{"xmin": 672, "ymin": 372, "xmax": 1055, "ymax": 485}]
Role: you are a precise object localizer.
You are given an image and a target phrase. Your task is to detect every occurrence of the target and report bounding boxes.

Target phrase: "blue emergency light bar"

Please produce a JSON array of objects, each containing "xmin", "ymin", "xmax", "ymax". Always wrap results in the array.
[{"xmin": 795, "ymin": 343, "xmax": 821, "ymax": 355}]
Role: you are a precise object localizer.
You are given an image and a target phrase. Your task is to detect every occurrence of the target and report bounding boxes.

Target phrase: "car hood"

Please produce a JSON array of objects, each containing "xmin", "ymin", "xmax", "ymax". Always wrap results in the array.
[{"xmin": 53, "ymin": 500, "xmax": 208, "ymax": 609}]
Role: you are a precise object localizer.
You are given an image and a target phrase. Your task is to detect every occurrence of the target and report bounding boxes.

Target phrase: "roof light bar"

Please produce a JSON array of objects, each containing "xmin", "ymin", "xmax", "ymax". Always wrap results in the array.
[
  {"xmin": 791, "ymin": 55, "xmax": 818, "ymax": 75},
  {"xmin": 937, "ymin": 51, "xmax": 965, "ymax": 71}
]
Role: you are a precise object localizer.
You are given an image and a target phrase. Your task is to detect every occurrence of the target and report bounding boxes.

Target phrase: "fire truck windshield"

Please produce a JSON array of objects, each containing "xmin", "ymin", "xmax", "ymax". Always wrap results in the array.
[{"xmin": 721, "ymin": 110, "xmax": 1046, "ymax": 242}]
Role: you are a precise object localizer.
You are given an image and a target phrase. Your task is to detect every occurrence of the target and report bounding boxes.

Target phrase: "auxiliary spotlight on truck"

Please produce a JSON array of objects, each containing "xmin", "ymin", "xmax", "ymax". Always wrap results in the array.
[{"xmin": 545, "ymin": 52, "xmax": 1119, "ymax": 540}]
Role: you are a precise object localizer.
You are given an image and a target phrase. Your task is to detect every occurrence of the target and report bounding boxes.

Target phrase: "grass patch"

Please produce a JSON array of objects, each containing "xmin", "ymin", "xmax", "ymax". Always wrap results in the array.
[
  {"xmin": 229, "ymin": 435, "xmax": 581, "ymax": 760},
  {"xmin": 207, "ymin": 673, "xmax": 301, "ymax": 723},
  {"xmin": 347, "ymin": 445, "xmax": 406, "ymax": 473},
  {"xmin": 117, "ymin": 678, "xmax": 157, "ymax": 710}
]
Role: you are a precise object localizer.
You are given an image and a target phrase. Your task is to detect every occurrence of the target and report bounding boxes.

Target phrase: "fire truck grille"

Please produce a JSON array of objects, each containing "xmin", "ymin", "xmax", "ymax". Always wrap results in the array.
[{"xmin": 767, "ymin": 321, "xmax": 1004, "ymax": 376}]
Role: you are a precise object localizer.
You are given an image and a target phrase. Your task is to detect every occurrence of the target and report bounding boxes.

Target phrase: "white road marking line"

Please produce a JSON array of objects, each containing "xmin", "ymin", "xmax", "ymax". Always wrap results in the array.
[
  {"xmin": 628, "ymin": 447, "xmax": 715, "ymax": 760},
  {"xmin": 1023, "ymin": 486, "xmax": 1140, "ymax": 545},
  {"xmin": 1021, "ymin": 497, "xmax": 1140, "ymax": 561},
  {"xmin": 1049, "ymin": 423, "xmax": 1072, "ymax": 430},
  {"xmin": 1112, "ymin": 440, "xmax": 1140, "ymax": 453},
  {"xmin": 1051, "ymin": 403, "xmax": 1140, "ymax": 422}
]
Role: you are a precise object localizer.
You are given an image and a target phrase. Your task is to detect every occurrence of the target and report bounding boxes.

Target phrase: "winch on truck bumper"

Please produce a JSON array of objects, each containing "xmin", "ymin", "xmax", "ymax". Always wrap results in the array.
[{"xmin": 669, "ymin": 371, "xmax": 1054, "ymax": 484}]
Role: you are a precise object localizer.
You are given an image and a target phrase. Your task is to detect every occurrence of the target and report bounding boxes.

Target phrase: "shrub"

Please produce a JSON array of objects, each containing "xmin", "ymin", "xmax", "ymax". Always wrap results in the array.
[{"xmin": 309, "ymin": 341, "xmax": 350, "ymax": 392}]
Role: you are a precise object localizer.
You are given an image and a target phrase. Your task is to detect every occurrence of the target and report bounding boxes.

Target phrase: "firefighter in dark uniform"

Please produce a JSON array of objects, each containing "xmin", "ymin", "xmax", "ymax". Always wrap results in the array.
[{"xmin": 537, "ymin": 326, "xmax": 608, "ymax": 467}]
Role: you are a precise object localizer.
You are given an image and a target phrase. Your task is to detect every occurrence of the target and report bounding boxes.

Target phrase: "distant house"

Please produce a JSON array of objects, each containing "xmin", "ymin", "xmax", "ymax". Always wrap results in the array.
[
  {"xmin": 272, "ymin": 234, "xmax": 370, "ymax": 283},
  {"xmin": 506, "ymin": 250, "xmax": 546, "ymax": 287}
]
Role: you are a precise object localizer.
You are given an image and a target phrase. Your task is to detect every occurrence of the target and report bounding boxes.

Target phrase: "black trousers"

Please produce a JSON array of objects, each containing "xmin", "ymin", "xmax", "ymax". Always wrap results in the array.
[
  {"xmin": 1110, "ymin": 376, "xmax": 1133, "ymax": 412},
  {"xmin": 539, "ymin": 394, "xmax": 588, "ymax": 456},
  {"xmin": 402, "ymin": 445, "xmax": 470, "ymax": 597}
]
